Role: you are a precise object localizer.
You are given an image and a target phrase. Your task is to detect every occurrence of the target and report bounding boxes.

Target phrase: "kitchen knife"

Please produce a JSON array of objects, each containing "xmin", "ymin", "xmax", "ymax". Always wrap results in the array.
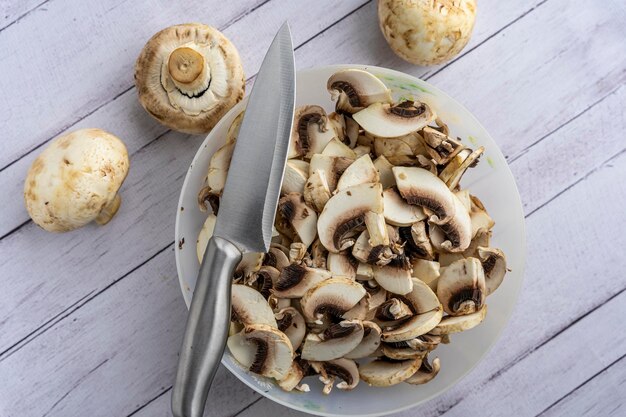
[{"xmin": 171, "ymin": 22, "xmax": 295, "ymax": 417}]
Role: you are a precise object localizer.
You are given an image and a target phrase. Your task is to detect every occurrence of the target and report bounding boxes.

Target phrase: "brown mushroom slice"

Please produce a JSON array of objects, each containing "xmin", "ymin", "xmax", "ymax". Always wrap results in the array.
[
  {"xmin": 309, "ymin": 154, "xmax": 354, "ymax": 193},
  {"xmin": 303, "ymin": 169, "xmax": 332, "ymax": 212},
  {"xmin": 399, "ymin": 221, "xmax": 435, "ymax": 260},
  {"xmin": 227, "ymin": 324, "xmax": 293, "ymax": 379},
  {"xmin": 411, "ymin": 259, "xmax": 441, "ymax": 291},
  {"xmin": 415, "ymin": 154, "xmax": 438, "ymax": 175},
  {"xmin": 439, "ymin": 147, "xmax": 484, "ymax": 190},
  {"xmin": 343, "ymin": 296, "xmax": 370, "ymax": 320},
  {"xmin": 322, "ymin": 138, "xmax": 358, "ymax": 159},
  {"xmin": 437, "ymin": 258, "xmax": 486, "ymax": 316},
  {"xmin": 428, "ymin": 194, "xmax": 472, "ymax": 252},
  {"xmin": 478, "ymin": 247, "xmax": 507, "ymax": 295},
  {"xmin": 327, "ymin": 68, "xmax": 392, "ymax": 114},
  {"xmin": 421, "ymin": 126, "xmax": 465, "ymax": 165},
  {"xmin": 300, "ymin": 277, "xmax": 367, "ymax": 323},
  {"xmin": 288, "ymin": 242, "xmax": 308, "ymax": 264},
  {"xmin": 301, "ymin": 320, "xmax": 365, "ymax": 361},
  {"xmin": 383, "ymin": 187, "xmax": 427, "ymax": 226},
  {"xmin": 277, "ymin": 361, "xmax": 306, "ymax": 392},
  {"xmin": 310, "ymin": 239, "xmax": 328, "ymax": 269},
  {"xmin": 405, "ymin": 356, "xmax": 441, "ymax": 385},
  {"xmin": 470, "ymin": 195, "xmax": 495, "ymax": 237},
  {"xmin": 245, "ymin": 266, "xmax": 279, "ymax": 299},
  {"xmin": 275, "ymin": 307, "xmax": 306, "ymax": 350},
  {"xmin": 231, "ymin": 284, "xmax": 277, "ymax": 328},
  {"xmin": 288, "ymin": 105, "xmax": 337, "ymax": 159},
  {"xmin": 268, "ymin": 295, "xmax": 291, "ymax": 313},
  {"xmin": 353, "ymin": 101, "xmax": 435, "ymax": 138},
  {"xmin": 281, "ymin": 160, "xmax": 310, "ymax": 195},
  {"xmin": 135, "ymin": 24, "xmax": 245, "ymax": 134},
  {"xmin": 345, "ymin": 116, "xmax": 361, "ymax": 147},
  {"xmin": 359, "ymin": 356, "xmax": 423, "ymax": 387},
  {"xmin": 317, "ymin": 182, "xmax": 384, "ymax": 253},
  {"xmin": 357, "ymin": 262, "xmax": 375, "ymax": 281},
  {"xmin": 374, "ymin": 298, "xmax": 413, "ymax": 324},
  {"xmin": 353, "ymin": 145, "xmax": 372, "ymax": 158},
  {"xmin": 430, "ymin": 305, "xmax": 488, "ymax": 335},
  {"xmin": 263, "ymin": 246, "xmax": 290, "ymax": 270},
  {"xmin": 382, "ymin": 279, "xmax": 443, "ymax": 342},
  {"xmin": 393, "ymin": 166, "xmax": 456, "ymax": 224},
  {"xmin": 272, "ymin": 264, "xmax": 332, "ymax": 298},
  {"xmin": 373, "ymin": 255, "xmax": 413, "ymax": 295},
  {"xmin": 381, "ymin": 343, "xmax": 426, "ymax": 360},
  {"xmin": 278, "ymin": 193, "xmax": 318, "ymax": 247},
  {"xmin": 344, "ymin": 321, "xmax": 382, "ymax": 359},
  {"xmin": 327, "ymin": 252, "xmax": 358, "ymax": 280},
  {"xmin": 336, "ymin": 154, "xmax": 379, "ymax": 192},
  {"xmin": 323, "ymin": 358, "xmax": 360, "ymax": 390},
  {"xmin": 328, "ymin": 112, "xmax": 347, "ymax": 143},
  {"xmin": 373, "ymin": 155, "xmax": 396, "ymax": 189},
  {"xmin": 454, "ymin": 189, "xmax": 472, "ymax": 212},
  {"xmin": 352, "ymin": 229, "xmax": 395, "ymax": 266}
]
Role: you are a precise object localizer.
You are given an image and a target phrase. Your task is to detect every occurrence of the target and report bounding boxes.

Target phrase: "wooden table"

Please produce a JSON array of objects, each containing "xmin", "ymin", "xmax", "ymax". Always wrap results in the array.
[{"xmin": 1, "ymin": 1, "xmax": 624, "ymax": 416}]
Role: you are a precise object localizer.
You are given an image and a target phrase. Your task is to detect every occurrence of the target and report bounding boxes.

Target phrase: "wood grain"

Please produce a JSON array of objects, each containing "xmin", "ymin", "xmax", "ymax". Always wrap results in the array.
[{"xmin": 0, "ymin": 0, "xmax": 47, "ymax": 31}]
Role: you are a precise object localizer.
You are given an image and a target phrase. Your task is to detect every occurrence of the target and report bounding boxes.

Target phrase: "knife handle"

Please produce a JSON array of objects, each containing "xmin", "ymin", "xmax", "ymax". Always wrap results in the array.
[{"xmin": 172, "ymin": 236, "xmax": 242, "ymax": 417}]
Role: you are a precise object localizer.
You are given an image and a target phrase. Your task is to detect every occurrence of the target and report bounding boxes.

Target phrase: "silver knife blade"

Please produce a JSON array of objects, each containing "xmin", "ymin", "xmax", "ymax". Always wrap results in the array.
[{"xmin": 213, "ymin": 22, "xmax": 295, "ymax": 254}]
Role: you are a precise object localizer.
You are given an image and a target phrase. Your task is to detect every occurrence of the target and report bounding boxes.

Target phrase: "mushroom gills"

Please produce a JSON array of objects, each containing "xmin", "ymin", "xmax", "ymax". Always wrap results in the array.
[
  {"xmin": 300, "ymin": 277, "xmax": 366, "ymax": 323},
  {"xmin": 436, "ymin": 257, "xmax": 486, "ymax": 316},
  {"xmin": 278, "ymin": 193, "xmax": 318, "ymax": 247},
  {"xmin": 383, "ymin": 187, "xmax": 427, "ymax": 226},
  {"xmin": 327, "ymin": 69, "xmax": 392, "ymax": 114},
  {"xmin": 289, "ymin": 105, "xmax": 336, "ymax": 159},
  {"xmin": 272, "ymin": 264, "xmax": 332, "ymax": 298},
  {"xmin": 353, "ymin": 101, "xmax": 435, "ymax": 138},
  {"xmin": 300, "ymin": 320, "xmax": 365, "ymax": 361}
]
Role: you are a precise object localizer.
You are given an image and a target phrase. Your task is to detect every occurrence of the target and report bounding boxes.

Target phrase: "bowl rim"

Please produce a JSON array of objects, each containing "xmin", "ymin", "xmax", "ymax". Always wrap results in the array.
[{"xmin": 175, "ymin": 64, "xmax": 527, "ymax": 417}]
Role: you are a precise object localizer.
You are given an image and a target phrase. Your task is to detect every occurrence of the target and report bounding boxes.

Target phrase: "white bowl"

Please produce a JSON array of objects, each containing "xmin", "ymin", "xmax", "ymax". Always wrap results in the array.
[{"xmin": 175, "ymin": 65, "xmax": 526, "ymax": 416}]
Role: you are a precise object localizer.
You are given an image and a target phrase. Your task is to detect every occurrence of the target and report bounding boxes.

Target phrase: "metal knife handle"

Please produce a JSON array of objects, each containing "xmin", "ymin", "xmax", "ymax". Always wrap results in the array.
[{"xmin": 171, "ymin": 236, "xmax": 242, "ymax": 417}]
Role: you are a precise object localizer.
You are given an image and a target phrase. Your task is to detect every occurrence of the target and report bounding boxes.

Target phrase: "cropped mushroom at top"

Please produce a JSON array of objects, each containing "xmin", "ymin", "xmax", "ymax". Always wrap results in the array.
[
  {"xmin": 135, "ymin": 23, "xmax": 245, "ymax": 134},
  {"xmin": 24, "ymin": 128, "xmax": 129, "ymax": 232}
]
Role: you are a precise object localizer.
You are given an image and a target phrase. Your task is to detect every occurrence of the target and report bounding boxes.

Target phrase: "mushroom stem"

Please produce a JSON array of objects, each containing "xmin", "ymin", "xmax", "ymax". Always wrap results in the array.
[
  {"xmin": 95, "ymin": 194, "xmax": 121, "ymax": 225},
  {"xmin": 167, "ymin": 46, "xmax": 208, "ymax": 89}
]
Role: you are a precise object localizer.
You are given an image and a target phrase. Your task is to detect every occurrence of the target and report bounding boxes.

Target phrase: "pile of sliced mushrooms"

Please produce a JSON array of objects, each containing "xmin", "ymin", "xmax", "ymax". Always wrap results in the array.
[{"xmin": 196, "ymin": 69, "xmax": 507, "ymax": 393}]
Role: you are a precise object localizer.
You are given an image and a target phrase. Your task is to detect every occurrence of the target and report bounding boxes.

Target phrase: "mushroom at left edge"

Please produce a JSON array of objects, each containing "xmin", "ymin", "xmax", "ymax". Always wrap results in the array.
[
  {"xmin": 134, "ymin": 23, "xmax": 245, "ymax": 134},
  {"xmin": 23, "ymin": 128, "xmax": 130, "ymax": 232}
]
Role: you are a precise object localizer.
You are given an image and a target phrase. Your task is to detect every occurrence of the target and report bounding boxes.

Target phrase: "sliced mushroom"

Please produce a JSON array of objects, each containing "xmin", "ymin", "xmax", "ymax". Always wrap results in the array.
[
  {"xmin": 344, "ymin": 321, "xmax": 382, "ymax": 359},
  {"xmin": 454, "ymin": 189, "xmax": 472, "ymax": 212},
  {"xmin": 372, "ymin": 156, "xmax": 394, "ymax": 190},
  {"xmin": 374, "ymin": 298, "xmax": 413, "ymax": 323},
  {"xmin": 300, "ymin": 277, "xmax": 367, "ymax": 323},
  {"xmin": 303, "ymin": 169, "xmax": 332, "ymax": 212},
  {"xmin": 353, "ymin": 145, "xmax": 371, "ymax": 158},
  {"xmin": 310, "ymin": 239, "xmax": 328, "ymax": 269},
  {"xmin": 372, "ymin": 136, "xmax": 416, "ymax": 166},
  {"xmin": 393, "ymin": 166, "xmax": 456, "ymax": 224},
  {"xmin": 436, "ymin": 258, "xmax": 486, "ymax": 316},
  {"xmin": 411, "ymin": 259, "xmax": 441, "ymax": 291},
  {"xmin": 301, "ymin": 320, "xmax": 364, "ymax": 361},
  {"xmin": 322, "ymin": 138, "xmax": 358, "ymax": 159},
  {"xmin": 383, "ymin": 187, "xmax": 427, "ymax": 226},
  {"xmin": 477, "ymin": 247, "xmax": 506, "ymax": 295},
  {"xmin": 336, "ymin": 154, "xmax": 379, "ymax": 192},
  {"xmin": 227, "ymin": 324, "xmax": 293, "ymax": 379},
  {"xmin": 405, "ymin": 356, "xmax": 441, "ymax": 385},
  {"xmin": 345, "ymin": 116, "xmax": 361, "ymax": 147},
  {"xmin": 470, "ymin": 195, "xmax": 495, "ymax": 237},
  {"xmin": 343, "ymin": 296, "xmax": 370, "ymax": 320},
  {"xmin": 317, "ymin": 182, "xmax": 384, "ymax": 253},
  {"xmin": 352, "ymin": 228, "xmax": 395, "ymax": 266},
  {"xmin": 353, "ymin": 101, "xmax": 435, "ymax": 138},
  {"xmin": 356, "ymin": 263, "xmax": 375, "ymax": 282},
  {"xmin": 430, "ymin": 305, "xmax": 488, "ymax": 335},
  {"xmin": 328, "ymin": 112, "xmax": 347, "ymax": 143},
  {"xmin": 282, "ymin": 160, "xmax": 310, "ymax": 195},
  {"xmin": 275, "ymin": 307, "xmax": 306, "ymax": 350},
  {"xmin": 399, "ymin": 221, "xmax": 434, "ymax": 260},
  {"xmin": 428, "ymin": 193, "xmax": 472, "ymax": 252},
  {"xmin": 268, "ymin": 295, "xmax": 291, "ymax": 313},
  {"xmin": 309, "ymin": 154, "xmax": 354, "ymax": 193},
  {"xmin": 278, "ymin": 193, "xmax": 318, "ymax": 247},
  {"xmin": 246, "ymin": 266, "xmax": 280, "ymax": 299},
  {"xmin": 263, "ymin": 246, "xmax": 290, "ymax": 270},
  {"xmin": 439, "ymin": 146, "xmax": 484, "ymax": 190},
  {"xmin": 327, "ymin": 252, "xmax": 358, "ymax": 279},
  {"xmin": 382, "ymin": 279, "xmax": 443, "ymax": 342},
  {"xmin": 316, "ymin": 358, "xmax": 360, "ymax": 391},
  {"xmin": 359, "ymin": 356, "xmax": 423, "ymax": 387},
  {"xmin": 421, "ymin": 126, "xmax": 464, "ymax": 165},
  {"xmin": 327, "ymin": 68, "xmax": 392, "ymax": 114},
  {"xmin": 373, "ymin": 255, "xmax": 413, "ymax": 295},
  {"xmin": 231, "ymin": 284, "xmax": 277, "ymax": 328},
  {"xmin": 289, "ymin": 105, "xmax": 336, "ymax": 159},
  {"xmin": 196, "ymin": 214, "xmax": 217, "ymax": 263},
  {"xmin": 277, "ymin": 361, "xmax": 306, "ymax": 392},
  {"xmin": 381, "ymin": 343, "xmax": 426, "ymax": 360},
  {"xmin": 272, "ymin": 264, "xmax": 332, "ymax": 298},
  {"xmin": 415, "ymin": 154, "xmax": 438, "ymax": 175},
  {"xmin": 385, "ymin": 334, "xmax": 441, "ymax": 354},
  {"xmin": 364, "ymin": 282, "xmax": 387, "ymax": 310},
  {"xmin": 438, "ymin": 227, "xmax": 491, "ymax": 267},
  {"xmin": 288, "ymin": 242, "xmax": 309, "ymax": 264}
]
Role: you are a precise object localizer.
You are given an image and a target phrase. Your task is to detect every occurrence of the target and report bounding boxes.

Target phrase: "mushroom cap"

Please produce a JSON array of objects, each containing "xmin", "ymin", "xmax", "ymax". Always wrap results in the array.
[
  {"xmin": 344, "ymin": 321, "xmax": 382, "ymax": 359},
  {"xmin": 327, "ymin": 68, "xmax": 392, "ymax": 113},
  {"xmin": 378, "ymin": 0, "xmax": 477, "ymax": 66},
  {"xmin": 430, "ymin": 305, "xmax": 487, "ymax": 335},
  {"xmin": 301, "ymin": 320, "xmax": 365, "ymax": 361},
  {"xmin": 359, "ymin": 356, "xmax": 423, "ymax": 387},
  {"xmin": 436, "ymin": 257, "xmax": 486, "ymax": 316},
  {"xmin": 278, "ymin": 193, "xmax": 318, "ymax": 247},
  {"xmin": 289, "ymin": 105, "xmax": 336, "ymax": 159},
  {"xmin": 275, "ymin": 307, "xmax": 306, "ymax": 350},
  {"xmin": 353, "ymin": 101, "xmax": 435, "ymax": 138},
  {"xmin": 300, "ymin": 277, "xmax": 367, "ymax": 323},
  {"xmin": 24, "ymin": 128, "xmax": 129, "ymax": 232},
  {"xmin": 428, "ymin": 193, "xmax": 472, "ymax": 253},
  {"xmin": 272, "ymin": 264, "xmax": 332, "ymax": 299},
  {"xmin": 231, "ymin": 284, "xmax": 277, "ymax": 328},
  {"xmin": 478, "ymin": 247, "xmax": 507, "ymax": 295},
  {"xmin": 372, "ymin": 256, "xmax": 414, "ymax": 295},
  {"xmin": 227, "ymin": 324, "xmax": 293, "ymax": 379},
  {"xmin": 405, "ymin": 356, "xmax": 441, "ymax": 385},
  {"xmin": 134, "ymin": 23, "xmax": 245, "ymax": 134},
  {"xmin": 318, "ymin": 182, "xmax": 384, "ymax": 253},
  {"xmin": 383, "ymin": 187, "xmax": 427, "ymax": 226},
  {"xmin": 392, "ymin": 166, "xmax": 456, "ymax": 224},
  {"xmin": 315, "ymin": 358, "xmax": 360, "ymax": 391}
]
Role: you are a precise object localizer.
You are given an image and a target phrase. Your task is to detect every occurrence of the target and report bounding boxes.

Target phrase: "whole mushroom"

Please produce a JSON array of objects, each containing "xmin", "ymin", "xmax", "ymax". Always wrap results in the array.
[
  {"xmin": 378, "ymin": 0, "xmax": 477, "ymax": 66},
  {"xmin": 24, "ymin": 128, "xmax": 129, "ymax": 232},
  {"xmin": 135, "ymin": 23, "xmax": 245, "ymax": 134}
]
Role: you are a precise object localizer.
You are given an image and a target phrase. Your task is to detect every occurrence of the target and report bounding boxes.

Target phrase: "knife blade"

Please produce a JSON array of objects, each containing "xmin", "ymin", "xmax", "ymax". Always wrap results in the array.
[{"xmin": 172, "ymin": 23, "xmax": 295, "ymax": 417}]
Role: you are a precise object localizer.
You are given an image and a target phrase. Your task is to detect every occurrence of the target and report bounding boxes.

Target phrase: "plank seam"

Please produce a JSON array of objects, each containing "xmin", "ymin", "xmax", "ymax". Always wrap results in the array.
[
  {"xmin": 0, "ymin": 0, "xmax": 51, "ymax": 33},
  {"xmin": 126, "ymin": 386, "xmax": 172, "ymax": 417}
]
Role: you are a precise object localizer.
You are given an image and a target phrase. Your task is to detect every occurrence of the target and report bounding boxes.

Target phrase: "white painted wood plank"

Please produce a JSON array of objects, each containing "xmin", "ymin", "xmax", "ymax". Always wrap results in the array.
[
  {"xmin": 0, "ymin": 0, "xmax": 47, "ymax": 31},
  {"xmin": 1, "ymin": 140, "xmax": 623, "ymax": 417},
  {"xmin": 0, "ymin": 0, "xmax": 623, "ymax": 365},
  {"xmin": 0, "ymin": 0, "xmax": 366, "ymax": 168},
  {"xmin": 0, "ymin": 245, "xmax": 262, "ymax": 417},
  {"xmin": 0, "ymin": 0, "xmax": 368, "ymax": 354},
  {"xmin": 540, "ymin": 356, "xmax": 626, "ymax": 417}
]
